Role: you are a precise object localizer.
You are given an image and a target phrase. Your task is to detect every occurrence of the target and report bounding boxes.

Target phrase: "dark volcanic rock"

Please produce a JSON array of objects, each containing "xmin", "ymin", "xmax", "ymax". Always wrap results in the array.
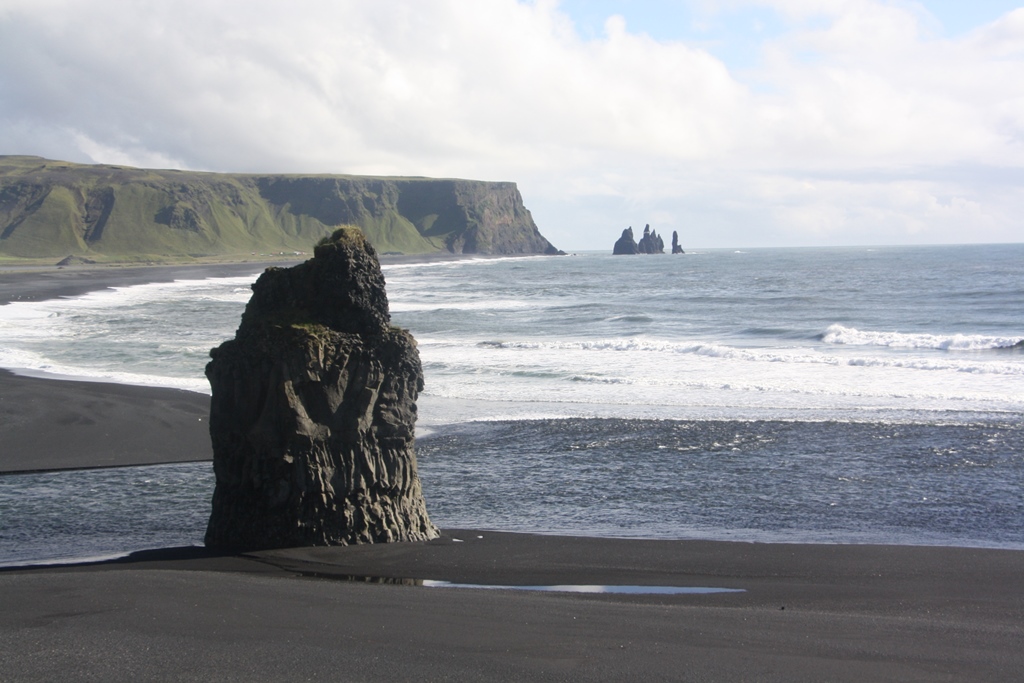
[
  {"xmin": 55, "ymin": 255, "xmax": 97, "ymax": 266},
  {"xmin": 637, "ymin": 224, "xmax": 665, "ymax": 254},
  {"xmin": 613, "ymin": 227, "xmax": 639, "ymax": 254},
  {"xmin": 672, "ymin": 231, "xmax": 684, "ymax": 254},
  {"xmin": 614, "ymin": 224, "xmax": 668, "ymax": 254},
  {"xmin": 204, "ymin": 227, "xmax": 438, "ymax": 550}
]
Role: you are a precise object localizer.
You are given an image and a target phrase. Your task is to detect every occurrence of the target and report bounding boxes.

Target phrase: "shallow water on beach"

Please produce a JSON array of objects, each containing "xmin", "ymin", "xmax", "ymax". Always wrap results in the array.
[
  {"xmin": 419, "ymin": 581, "xmax": 746, "ymax": 594},
  {"xmin": 0, "ymin": 462, "xmax": 212, "ymax": 566},
  {"xmin": 2, "ymin": 417, "xmax": 1021, "ymax": 566},
  {"xmin": 0, "ymin": 245, "xmax": 1022, "ymax": 564},
  {"xmin": 416, "ymin": 418, "xmax": 1024, "ymax": 547}
]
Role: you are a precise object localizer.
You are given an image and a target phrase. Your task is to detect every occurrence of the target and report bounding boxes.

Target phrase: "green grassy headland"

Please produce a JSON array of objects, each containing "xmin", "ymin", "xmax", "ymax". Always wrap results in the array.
[{"xmin": 0, "ymin": 156, "xmax": 559, "ymax": 263}]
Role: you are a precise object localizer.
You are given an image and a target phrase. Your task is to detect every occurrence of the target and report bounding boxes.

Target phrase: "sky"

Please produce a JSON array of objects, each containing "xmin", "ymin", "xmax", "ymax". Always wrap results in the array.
[{"xmin": 2, "ymin": 1, "xmax": 1023, "ymax": 250}]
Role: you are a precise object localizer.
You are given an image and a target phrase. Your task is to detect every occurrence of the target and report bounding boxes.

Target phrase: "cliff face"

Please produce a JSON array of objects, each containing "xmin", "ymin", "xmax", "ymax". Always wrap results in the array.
[
  {"xmin": 0, "ymin": 156, "xmax": 558, "ymax": 261},
  {"xmin": 204, "ymin": 227, "xmax": 438, "ymax": 550}
]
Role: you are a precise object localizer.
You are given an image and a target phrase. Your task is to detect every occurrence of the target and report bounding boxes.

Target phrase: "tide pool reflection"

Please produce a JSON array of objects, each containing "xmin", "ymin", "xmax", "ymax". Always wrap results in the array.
[{"xmin": 421, "ymin": 581, "xmax": 744, "ymax": 595}]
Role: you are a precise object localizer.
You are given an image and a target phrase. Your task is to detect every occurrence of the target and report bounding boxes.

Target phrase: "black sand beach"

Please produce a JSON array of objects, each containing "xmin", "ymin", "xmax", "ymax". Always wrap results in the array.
[
  {"xmin": 2, "ymin": 532, "xmax": 1022, "ymax": 681},
  {"xmin": 0, "ymin": 261, "xmax": 289, "ymax": 306},
  {"xmin": 1, "ymin": 264, "xmax": 1022, "ymax": 681},
  {"xmin": 0, "ymin": 369, "xmax": 211, "ymax": 473}
]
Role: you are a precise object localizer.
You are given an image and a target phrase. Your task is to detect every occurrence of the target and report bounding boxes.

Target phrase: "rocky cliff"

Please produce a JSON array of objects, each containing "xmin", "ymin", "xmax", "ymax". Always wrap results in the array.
[
  {"xmin": 0, "ymin": 156, "xmax": 559, "ymax": 261},
  {"xmin": 204, "ymin": 227, "xmax": 437, "ymax": 550}
]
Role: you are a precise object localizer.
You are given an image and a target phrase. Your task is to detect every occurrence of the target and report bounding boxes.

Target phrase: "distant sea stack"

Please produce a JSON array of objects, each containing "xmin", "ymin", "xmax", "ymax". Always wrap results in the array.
[
  {"xmin": 672, "ymin": 231, "xmax": 684, "ymax": 254},
  {"xmin": 637, "ymin": 225, "xmax": 665, "ymax": 254},
  {"xmin": 204, "ymin": 227, "xmax": 438, "ymax": 550},
  {"xmin": 612, "ymin": 224, "xmax": 668, "ymax": 254},
  {"xmin": 0, "ymin": 155, "xmax": 560, "ymax": 261},
  {"xmin": 613, "ymin": 227, "xmax": 639, "ymax": 254}
]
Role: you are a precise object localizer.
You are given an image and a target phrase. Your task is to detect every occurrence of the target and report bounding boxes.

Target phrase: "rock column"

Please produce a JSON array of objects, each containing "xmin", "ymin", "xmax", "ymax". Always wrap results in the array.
[{"xmin": 204, "ymin": 227, "xmax": 438, "ymax": 550}]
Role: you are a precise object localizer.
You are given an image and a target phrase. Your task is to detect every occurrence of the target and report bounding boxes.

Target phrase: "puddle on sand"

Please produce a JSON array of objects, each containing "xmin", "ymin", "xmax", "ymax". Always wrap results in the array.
[
  {"xmin": 287, "ymin": 570, "xmax": 745, "ymax": 595},
  {"xmin": 421, "ymin": 581, "xmax": 745, "ymax": 595}
]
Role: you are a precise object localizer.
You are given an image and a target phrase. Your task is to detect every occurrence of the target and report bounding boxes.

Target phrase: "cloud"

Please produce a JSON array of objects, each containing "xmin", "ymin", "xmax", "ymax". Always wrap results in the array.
[{"xmin": 0, "ymin": 0, "xmax": 1022, "ymax": 248}]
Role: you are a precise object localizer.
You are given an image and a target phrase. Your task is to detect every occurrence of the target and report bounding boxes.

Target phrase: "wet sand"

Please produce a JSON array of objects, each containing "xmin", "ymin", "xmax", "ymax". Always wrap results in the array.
[
  {"xmin": 0, "ymin": 369, "xmax": 211, "ymax": 472},
  {"xmin": 1, "ymin": 264, "xmax": 1022, "ymax": 681}
]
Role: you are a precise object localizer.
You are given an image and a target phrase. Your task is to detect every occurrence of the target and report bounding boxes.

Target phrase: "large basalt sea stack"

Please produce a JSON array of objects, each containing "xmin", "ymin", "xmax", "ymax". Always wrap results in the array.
[{"xmin": 204, "ymin": 227, "xmax": 438, "ymax": 550}]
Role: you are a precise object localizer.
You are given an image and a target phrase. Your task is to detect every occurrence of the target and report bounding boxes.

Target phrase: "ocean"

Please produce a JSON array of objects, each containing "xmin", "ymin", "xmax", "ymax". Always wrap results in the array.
[{"xmin": 1, "ymin": 244, "xmax": 1022, "ymax": 565}]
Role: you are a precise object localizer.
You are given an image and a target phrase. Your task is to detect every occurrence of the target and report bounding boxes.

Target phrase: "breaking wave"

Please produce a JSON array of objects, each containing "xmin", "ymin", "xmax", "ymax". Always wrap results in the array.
[
  {"xmin": 821, "ymin": 324, "xmax": 1023, "ymax": 351},
  {"xmin": 0, "ymin": 346, "xmax": 211, "ymax": 393},
  {"xmin": 465, "ymin": 337, "xmax": 1023, "ymax": 375}
]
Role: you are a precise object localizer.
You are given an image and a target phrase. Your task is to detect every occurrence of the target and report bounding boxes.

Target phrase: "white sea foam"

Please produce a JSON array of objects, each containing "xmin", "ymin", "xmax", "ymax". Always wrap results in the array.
[
  {"xmin": 1, "ymin": 251, "xmax": 1022, "ymax": 424},
  {"xmin": 0, "ymin": 345, "xmax": 211, "ymax": 393},
  {"xmin": 381, "ymin": 254, "xmax": 547, "ymax": 273},
  {"xmin": 411, "ymin": 330, "xmax": 1024, "ymax": 423},
  {"xmin": 822, "ymin": 324, "xmax": 1023, "ymax": 351},
  {"xmin": 0, "ymin": 275, "xmax": 247, "ymax": 392},
  {"xmin": 61, "ymin": 275, "xmax": 259, "ymax": 308},
  {"xmin": 389, "ymin": 298, "xmax": 535, "ymax": 313},
  {"xmin": 454, "ymin": 337, "xmax": 1024, "ymax": 376}
]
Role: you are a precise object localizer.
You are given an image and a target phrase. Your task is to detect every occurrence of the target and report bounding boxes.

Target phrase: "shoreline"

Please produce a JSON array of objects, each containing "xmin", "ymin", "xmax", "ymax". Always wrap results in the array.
[
  {"xmin": 0, "ymin": 260, "xmax": 297, "ymax": 306},
  {"xmin": 1, "ymin": 259, "xmax": 1022, "ymax": 679},
  {"xmin": 0, "ymin": 251, "xmax": 535, "ymax": 306}
]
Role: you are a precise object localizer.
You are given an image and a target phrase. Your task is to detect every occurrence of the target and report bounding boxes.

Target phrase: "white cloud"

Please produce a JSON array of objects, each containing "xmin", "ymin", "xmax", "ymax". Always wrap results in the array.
[{"xmin": 0, "ymin": 0, "xmax": 1022, "ymax": 248}]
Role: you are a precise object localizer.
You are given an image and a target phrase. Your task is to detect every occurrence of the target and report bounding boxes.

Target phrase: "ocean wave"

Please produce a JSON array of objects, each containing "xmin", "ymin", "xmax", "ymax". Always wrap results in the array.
[
  {"xmin": 0, "ymin": 276, "xmax": 260, "ymax": 317},
  {"xmin": 381, "ymin": 254, "xmax": 547, "ymax": 273},
  {"xmin": 102, "ymin": 275, "xmax": 260, "ymax": 302},
  {"xmin": 605, "ymin": 314, "xmax": 654, "ymax": 323},
  {"xmin": 462, "ymin": 338, "xmax": 1024, "ymax": 375},
  {"xmin": 389, "ymin": 298, "xmax": 534, "ymax": 313},
  {"xmin": 821, "ymin": 324, "xmax": 1023, "ymax": 351},
  {"xmin": 569, "ymin": 375, "xmax": 630, "ymax": 384},
  {"xmin": 0, "ymin": 347, "xmax": 210, "ymax": 393}
]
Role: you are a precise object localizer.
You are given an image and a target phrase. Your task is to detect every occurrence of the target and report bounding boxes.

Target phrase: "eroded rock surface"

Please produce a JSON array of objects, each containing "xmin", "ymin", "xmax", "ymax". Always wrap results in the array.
[{"xmin": 204, "ymin": 227, "xmax": 438, "ymax": 550}]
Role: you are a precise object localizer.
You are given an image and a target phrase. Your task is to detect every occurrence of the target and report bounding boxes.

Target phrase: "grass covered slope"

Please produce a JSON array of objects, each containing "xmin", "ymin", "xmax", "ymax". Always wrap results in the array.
[{"xmin": 0, "ymin": 156, "xmax": 559, "ymax": 262}]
